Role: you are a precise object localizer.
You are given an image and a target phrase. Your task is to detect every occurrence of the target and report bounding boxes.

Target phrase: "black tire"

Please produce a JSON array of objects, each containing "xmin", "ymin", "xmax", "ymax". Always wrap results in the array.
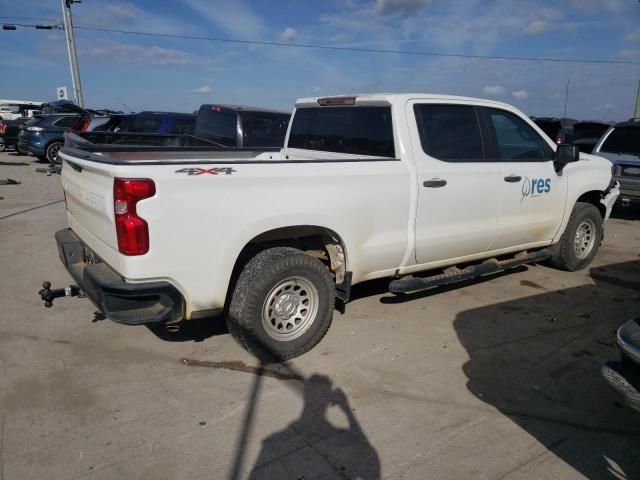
[
  {"xmin": 227, "ymin": 247, "xmax": 335, "ymax": 362},
  {"xmin": 548, "ymin": 202, "xmax": 603, "ymax": 271},
  {"xmin": 46, "ymin": 141, "xmax": 64, "ymax": 164}
]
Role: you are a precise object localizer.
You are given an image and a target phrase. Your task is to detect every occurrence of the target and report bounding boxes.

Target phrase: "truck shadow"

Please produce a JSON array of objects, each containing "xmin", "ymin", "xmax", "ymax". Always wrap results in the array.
[
  {"xmin": 146, "ymin": 315, "xmax": 228, "ymax": 342},
  {"xmin": 454, "ymin": 260, "xmax": 640, "ymax": 479}
]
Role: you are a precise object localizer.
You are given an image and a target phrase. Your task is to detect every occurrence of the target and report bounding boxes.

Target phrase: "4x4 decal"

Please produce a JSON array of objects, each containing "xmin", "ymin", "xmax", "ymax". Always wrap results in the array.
[{"xmin": 175, "ymin": 167, "xmax": 236, "ymax": 176}]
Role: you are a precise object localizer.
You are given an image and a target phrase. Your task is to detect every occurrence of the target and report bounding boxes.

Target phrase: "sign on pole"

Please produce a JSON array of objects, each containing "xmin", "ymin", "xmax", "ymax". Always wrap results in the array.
[{"xmin": 56, "ymin": 87, "xmax": 68, "ymax": 100}]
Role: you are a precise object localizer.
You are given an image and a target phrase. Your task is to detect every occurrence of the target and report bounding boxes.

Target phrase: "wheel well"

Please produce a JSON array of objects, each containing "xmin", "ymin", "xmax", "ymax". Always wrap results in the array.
[
  {"xmin": 45, "ymin": 139, "xmax": 64, "ymax": 152},
  {"xmin": 225, "ymin": 226, "xmax": 348, "ymax": 309},
  {"xmin": 576, "ymin": 191, "xmax": 605, "ymax": 218}
]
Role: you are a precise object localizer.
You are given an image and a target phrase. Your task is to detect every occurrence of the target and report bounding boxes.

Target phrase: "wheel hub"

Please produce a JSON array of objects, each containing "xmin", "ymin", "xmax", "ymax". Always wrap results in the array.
[
  {"xmin": 262, "ymin": 276, "xmax": 319, "ymax": 341},
  {"xmin": 573, "ymin": 219, "xmax": 596, "ymax": 260},
  {"xmin": 273, "ymin": 293, "xmax": 299, "ymax": 320}
]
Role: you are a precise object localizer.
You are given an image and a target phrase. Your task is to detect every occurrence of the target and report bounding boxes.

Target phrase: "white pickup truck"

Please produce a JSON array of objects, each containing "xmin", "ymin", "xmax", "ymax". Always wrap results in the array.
[{"xmin": 48, "ymin": 93, "xmax": 619, "ymax": 360}]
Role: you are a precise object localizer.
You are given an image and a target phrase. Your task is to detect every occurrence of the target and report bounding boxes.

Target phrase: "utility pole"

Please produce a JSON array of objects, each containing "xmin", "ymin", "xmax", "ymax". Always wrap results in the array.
[
  {"xmin": 563, "ymin": 78, "xmax": 569, "ymax": 119},
  {"xmin": 61, "ymin": 0, "xmax": 84, "ymax": 107},
  {"xmin": 635, "ymin": 80, "xmax": 640, "ymax": 118}
]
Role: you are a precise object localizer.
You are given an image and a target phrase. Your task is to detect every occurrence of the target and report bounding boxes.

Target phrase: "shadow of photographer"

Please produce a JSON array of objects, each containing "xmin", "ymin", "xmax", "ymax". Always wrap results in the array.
[{"xmin": 248, "ymin": 373, "xmax": 380, "ymax": 479}]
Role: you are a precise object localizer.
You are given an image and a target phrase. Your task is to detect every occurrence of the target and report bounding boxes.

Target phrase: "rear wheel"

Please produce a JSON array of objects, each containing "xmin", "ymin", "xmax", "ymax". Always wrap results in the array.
[
  {"xmin": 548, "ymin": 202, "xmax": 603, "ymax": 271},
  {"xmin": 46, "ymin": 141, "xmax": 64, "ymax": 164},
  {"xmin": 226, "ymin": 247, "xmax": 335, "ymax": 362}
]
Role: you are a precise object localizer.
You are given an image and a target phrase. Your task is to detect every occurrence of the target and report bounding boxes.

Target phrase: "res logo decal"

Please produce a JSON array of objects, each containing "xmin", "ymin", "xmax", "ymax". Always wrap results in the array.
[
  {"xmin": 522, "ymin": 176, "xmax": 551, "ymax": 199},
  {"xmin": 175, "ymin": 167, "xmax": 236, "ymax": 176}
]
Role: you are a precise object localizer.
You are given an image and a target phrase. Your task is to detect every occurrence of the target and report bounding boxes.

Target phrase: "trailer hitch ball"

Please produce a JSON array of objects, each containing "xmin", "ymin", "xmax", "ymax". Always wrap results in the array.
[
  {"xmin": 40, "ymin": 281, "xmax": 55, "ymax": 308},
  {"xmin": 38, "ymin": 281, "xmax": 81, "ymax": 308}
]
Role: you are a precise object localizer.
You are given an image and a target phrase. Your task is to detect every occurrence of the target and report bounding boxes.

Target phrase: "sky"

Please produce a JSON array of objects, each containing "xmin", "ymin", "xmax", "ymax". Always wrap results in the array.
[{"xmin": 0, "ymin": 0, "xmax": 639, "ymax": 120}]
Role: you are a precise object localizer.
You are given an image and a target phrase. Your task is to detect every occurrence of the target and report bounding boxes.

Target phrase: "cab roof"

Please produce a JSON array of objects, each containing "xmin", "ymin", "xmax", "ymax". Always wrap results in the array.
[{"xmin": 295, "ymin": 93, "xmax": 518, "ymax": 110}]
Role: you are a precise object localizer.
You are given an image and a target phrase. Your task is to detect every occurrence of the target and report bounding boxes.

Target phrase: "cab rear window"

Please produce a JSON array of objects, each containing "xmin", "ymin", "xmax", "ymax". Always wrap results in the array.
[{"xmin": 288, "ymin": 107, "xmax": 395, "ymax": 158}]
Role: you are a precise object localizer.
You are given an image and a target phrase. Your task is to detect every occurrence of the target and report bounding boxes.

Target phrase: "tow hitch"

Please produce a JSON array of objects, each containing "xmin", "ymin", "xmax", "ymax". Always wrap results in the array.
[{"xmin": 38, "ymin": 281, "xmax": 82, "ymax": 307}]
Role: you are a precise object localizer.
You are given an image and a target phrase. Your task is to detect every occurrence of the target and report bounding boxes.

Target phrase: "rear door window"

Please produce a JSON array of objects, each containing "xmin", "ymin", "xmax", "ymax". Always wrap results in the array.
[
  {"xmin": 288, "ymin": 106, "xmax": 395, "ymax": 157},
  {"xmin": 413, "ymin": 104, "xmax": 484, "ymax": 161},
  {"xmin": 600, "ymin": 127, "xmax": 640, "ymax": 155},
  {"xmin": 54, "ymin": 116, "xmax": 79, "ymax": 128}
]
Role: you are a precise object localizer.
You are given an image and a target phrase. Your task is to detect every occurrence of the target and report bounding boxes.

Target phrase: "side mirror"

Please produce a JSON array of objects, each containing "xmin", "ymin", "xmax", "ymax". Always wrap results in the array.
[{"xmin": 555, "ymin": 143, "xmax": 580, "ymax": 164}]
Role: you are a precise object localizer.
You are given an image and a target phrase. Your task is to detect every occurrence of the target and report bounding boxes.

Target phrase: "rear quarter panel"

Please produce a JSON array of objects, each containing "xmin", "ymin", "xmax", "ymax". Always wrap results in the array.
[{"xmin": 61, "ymin": 155, "xmax": 412, "ymax": 317}]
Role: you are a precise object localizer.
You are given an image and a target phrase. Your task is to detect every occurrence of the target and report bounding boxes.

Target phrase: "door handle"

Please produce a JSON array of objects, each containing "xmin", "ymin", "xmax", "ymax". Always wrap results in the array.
[
  {"xmin": 423, "ymin": 179, "xmax": 447, "ymax": 188},
  {"xmin": 504, "ymin": 175, "xmax": 522, "ymax": 183}
]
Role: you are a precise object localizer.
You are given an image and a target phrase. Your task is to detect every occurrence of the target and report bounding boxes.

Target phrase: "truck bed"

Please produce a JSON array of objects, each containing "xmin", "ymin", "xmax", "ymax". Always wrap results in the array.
[{"xmin": 66, "ymin": 131, "xmax": 281, "ymax": 155}]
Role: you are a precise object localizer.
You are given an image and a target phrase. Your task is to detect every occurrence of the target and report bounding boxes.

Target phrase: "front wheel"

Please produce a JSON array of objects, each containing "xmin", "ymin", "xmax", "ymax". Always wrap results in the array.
[
  {"xmin": 227, "ymin": 247, "xmax": 335, "ymax": 362},
  {"xmin": 46, "ymin": 141, "xmax": 64, "ymax": 164},
  {"xmin": 548, "ymin": 202, "xmax": 603, "ymax": 271}
]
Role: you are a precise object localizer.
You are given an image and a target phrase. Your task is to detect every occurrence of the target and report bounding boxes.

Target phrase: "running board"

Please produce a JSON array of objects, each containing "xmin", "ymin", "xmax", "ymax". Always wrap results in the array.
[{"xmin": 388, "ymin": 249, "xmax": 550, "ymax": 294}]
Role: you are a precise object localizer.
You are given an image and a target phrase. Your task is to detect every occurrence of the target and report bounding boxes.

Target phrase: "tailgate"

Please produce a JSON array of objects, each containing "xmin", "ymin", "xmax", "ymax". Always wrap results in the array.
[{"xmin": 60, "ymin": 150, "xmax": 118, "ymax": 252}]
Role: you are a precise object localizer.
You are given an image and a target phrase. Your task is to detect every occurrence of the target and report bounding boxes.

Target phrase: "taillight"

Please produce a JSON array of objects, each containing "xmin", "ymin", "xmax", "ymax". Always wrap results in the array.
[
  {"xmin": 80, "ymin": 118, "xmax": 92, "ymax": 131},
  {"xmin": 113, "ymin": 178, "xmax": 155, "ymax": 255}
]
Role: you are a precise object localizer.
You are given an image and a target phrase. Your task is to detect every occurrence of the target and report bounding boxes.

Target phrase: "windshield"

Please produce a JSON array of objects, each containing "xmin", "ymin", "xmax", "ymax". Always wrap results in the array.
[{"xmin": 600, "ymin": 127, "xmax": 640, "ymax": 155}]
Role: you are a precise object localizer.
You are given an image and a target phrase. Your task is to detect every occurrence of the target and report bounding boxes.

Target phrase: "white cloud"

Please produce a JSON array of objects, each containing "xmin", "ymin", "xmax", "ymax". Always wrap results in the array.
[
  {"xmin": 625, "ymin": 29, "xmax": 640, "ymax": 42},
  {"xmin": 329, "ymin": 33, "xmax": 350, "ymax": 44},
  {"xmin": 512, "ymin": 90, "xmax": 529, "ymax": 99},
  {"xmin": 182, "ymin": 0, "xmax": 266, "ymax": 40},
  {"xmin": 483, "ymin": 85, "xmax": 505, "ymax": 96},
  {"xmin": 280, "ymin": 27, "xmax": 298, "ymax": 43},
  {"xmin": 594, "ymin": 103, "xmax": 615, "ymax": 111},
  {"xmin": 563, "ymin": 0, "xmax": 623, "ymax": 14},
  {"xmin": 375, "ymin": 0, "xmax": 431, "ymax": 16},
  {"xmin": 618, "ymin": 49, "xmax": 640, "ymax": 61},
  {"xmin": 523, "ymin": 20, "xmax": 550, "ymax": 35},
  {"xmin": 79, "ymin": 42, "xmax": 195, "ymax": 65},
  {"xmin": 191, "ymin": 86, "xmax": 212, "ymax": 94}
]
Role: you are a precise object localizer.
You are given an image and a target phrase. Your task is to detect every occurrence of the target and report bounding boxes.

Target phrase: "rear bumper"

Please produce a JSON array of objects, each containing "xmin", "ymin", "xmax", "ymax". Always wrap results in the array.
[
  {"xmin": 56, "ymin": 228, "xmax": 184, "ymax": 325},
  {"xmin": 18, "ymin": 140, "xmax": 44, "ymax": 156},
  {"xmin": 602, "ymin": 317, "xmax": 640, "ymax": 412}
]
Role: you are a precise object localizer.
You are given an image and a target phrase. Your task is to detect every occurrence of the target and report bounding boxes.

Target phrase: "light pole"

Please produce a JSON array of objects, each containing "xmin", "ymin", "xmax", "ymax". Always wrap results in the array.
[{"xmin": 61, "ymin": 0, "xmax": 84, "ymax": 107}]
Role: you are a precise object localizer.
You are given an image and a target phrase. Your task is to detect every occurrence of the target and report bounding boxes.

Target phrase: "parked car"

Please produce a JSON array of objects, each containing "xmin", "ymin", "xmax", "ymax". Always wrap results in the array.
[
  {"xmin": 593, "ymin": 118, "xmax": 640, "ymax": 205},
  {"xmin": 0, "ymin": 105, "xmax": 21, "ymax": 121},
  {"xmin": 194, "ymin": 104, "xmax": 290, "ymax": 147},
  {"xmin": 47, "ymin": 93, "xmax": 618, "ymax": 360},
  {"xmin": 94, "ymin": 111, "xmax": 196, "ymax": 135},
  {"xmin": 87, "ymin": 105, "xmax": 290, "ymax": 149},
  {"xmin": 531, "ymin": 117, "xmax": 562, "ymax": 142},
  {"xmin": 18, "ymin": 114, "xmax": 82, "ymax": 162},
  {"xmin": 0, "ymin": 118, "xmax": 29, "ymax": 151},
  {"xmin": 555, "ymin": 126, "xmax": 574, "ymax": 145},
  {"xmin": 572, "ymin": 121, "xmax": 611, "ymax": 153},
  {"xmin": 17, "ymin": 100, "xmax": 112, "ymax": 163},
  {"xmin": 602, "ymin": 316, "xmax": 640, "ymax": 412}
]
